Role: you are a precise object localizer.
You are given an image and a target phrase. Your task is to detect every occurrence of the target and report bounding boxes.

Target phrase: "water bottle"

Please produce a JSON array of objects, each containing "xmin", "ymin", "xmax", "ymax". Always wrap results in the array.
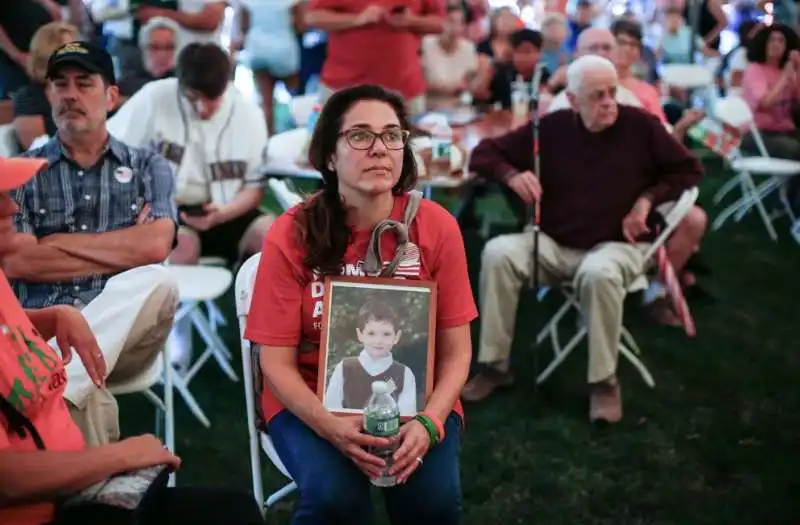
[
  {"xmin": 363, "ymin": 381, "xmax": 400, "ymax": 487},
  {"xmin": 429, "ymin": 119, "xmax": 453, "ymax": 177},
  {"xmin": 306, "ymin": 104, "xmax": 322, "ymax": 133},
  {"xmin": 511, "ymin": 75, "xmax": 529, "ymax": 119}
]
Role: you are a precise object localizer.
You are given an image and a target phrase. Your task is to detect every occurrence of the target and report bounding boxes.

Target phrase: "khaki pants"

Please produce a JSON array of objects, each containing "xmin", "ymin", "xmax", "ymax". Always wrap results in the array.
[
  {"xmin": 51, "ymin": 265, "xmax": 179, "ymax": 446},
  {"xmin": 318, "ymin": 83, "xmax": 427, "ymax": 118},
  {"xmin": 478, "ymin": 231, "xmax": 649, "ymax": 384}
]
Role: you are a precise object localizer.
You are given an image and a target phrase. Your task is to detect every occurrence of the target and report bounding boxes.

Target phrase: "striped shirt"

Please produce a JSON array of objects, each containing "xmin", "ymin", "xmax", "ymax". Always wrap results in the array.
[{"xmin": 11, "ymin": 135, "xmax": 177, "ymax": 309}]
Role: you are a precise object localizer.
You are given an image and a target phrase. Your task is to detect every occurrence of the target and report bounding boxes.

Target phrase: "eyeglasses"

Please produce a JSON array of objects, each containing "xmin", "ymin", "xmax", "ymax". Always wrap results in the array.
[
  {"xmin": 615, "ymin": 37, "xmax": 641, "ymax": 49},
  {"xmin": 147, "ymin": 43, "xmax": 176, "ymax": 52},
  {"xmin": 339, "ymin": 128, "xmax": 410, "ymax": 150},
  {"xmin": 587, "ymin": 43, "xmax": 613, "ymax": 53}
]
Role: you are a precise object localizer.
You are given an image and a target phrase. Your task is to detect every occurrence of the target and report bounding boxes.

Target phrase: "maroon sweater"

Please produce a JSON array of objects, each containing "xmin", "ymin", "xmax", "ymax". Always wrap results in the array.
[{"xmin": 469, "ymin": 106, "xmax": 704, "ymax": 250}]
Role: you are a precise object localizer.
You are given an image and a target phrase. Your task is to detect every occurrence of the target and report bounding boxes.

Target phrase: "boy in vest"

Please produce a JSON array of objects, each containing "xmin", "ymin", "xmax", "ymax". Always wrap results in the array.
[{"xmin": 324, "ymin": 300, "xmax": 418, "ymax": 416}]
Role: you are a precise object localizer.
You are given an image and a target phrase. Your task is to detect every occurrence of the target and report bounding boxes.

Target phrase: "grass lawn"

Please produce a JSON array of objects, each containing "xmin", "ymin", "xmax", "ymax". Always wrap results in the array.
[{"xmin": 119, "ymin": 159, "xmax": 800, "ymax": 524}]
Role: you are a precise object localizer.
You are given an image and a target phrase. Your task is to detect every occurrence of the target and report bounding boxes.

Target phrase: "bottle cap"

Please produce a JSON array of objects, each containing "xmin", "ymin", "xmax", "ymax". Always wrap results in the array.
[{"xmin": 371, "ymin": 381, "xmax": 390, "ymax": 395}]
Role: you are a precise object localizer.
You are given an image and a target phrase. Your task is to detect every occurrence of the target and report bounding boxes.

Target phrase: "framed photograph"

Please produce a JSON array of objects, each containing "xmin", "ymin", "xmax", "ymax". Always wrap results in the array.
[{"xmin": 317, "ymin": 276, "xmax": 437, "ymax": 419}]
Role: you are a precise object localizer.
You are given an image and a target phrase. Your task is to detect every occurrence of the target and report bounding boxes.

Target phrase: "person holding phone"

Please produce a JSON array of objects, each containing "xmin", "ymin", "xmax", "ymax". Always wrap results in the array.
[{"xmin": 305, "ymin": 0, "xmax": 446, "ymax": 117}]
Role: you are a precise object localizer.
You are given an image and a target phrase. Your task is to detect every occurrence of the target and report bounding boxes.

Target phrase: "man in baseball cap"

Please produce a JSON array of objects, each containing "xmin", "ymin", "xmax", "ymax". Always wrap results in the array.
[{"xmin": 46, "ymin": 40, "xmax": 117, "ymax": 85}]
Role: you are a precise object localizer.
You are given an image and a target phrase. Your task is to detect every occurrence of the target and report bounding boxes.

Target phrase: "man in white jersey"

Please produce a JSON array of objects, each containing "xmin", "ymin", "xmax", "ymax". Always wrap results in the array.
[
  {"xmin": 108, "ymin": 43, "xmax": 274, "ymax": 366},
  {"xmin": 108, "ymin": 42, "xmax": 274, "ymax": 270}
]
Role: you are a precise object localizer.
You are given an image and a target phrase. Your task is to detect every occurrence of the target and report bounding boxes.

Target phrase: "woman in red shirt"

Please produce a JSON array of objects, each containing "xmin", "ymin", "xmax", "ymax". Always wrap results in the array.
[{"xmin": 245, "ymin": 84, "xmax": 477, "ymax": 524}]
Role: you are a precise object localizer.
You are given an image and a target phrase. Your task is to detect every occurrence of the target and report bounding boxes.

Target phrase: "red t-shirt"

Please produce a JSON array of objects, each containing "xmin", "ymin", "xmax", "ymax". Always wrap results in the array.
[
  {"xmin": 245, "ymin": 193, "xmax": 477, "ymax": 424},
  {"xmin": 0, "ymin": 270, "xmax": 86, "ymax": 525},
  {"xmin": 309, "ymin": 0, "xmax": 445, "ymax": 99}
]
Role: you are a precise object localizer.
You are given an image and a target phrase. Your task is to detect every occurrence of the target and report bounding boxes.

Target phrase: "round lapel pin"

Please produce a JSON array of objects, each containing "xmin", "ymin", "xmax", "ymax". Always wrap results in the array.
[{"xmin": 114, "ymin": 167, "xmax": 133, "ymax": 184}]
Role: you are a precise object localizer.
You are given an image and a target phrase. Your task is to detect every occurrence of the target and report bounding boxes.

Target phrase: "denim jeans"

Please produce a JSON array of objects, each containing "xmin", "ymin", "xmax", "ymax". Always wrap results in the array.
[{"xmin": 269, "ymin": 410, "xmax": 463, "ymax": 525}]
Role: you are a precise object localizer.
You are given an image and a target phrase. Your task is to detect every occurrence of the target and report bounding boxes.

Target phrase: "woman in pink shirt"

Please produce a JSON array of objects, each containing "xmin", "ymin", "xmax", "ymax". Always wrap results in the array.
[
  {"xmin": 741, "ymin": 23, "xmax": 800, "ymax": 160},
  {"xmin": 742, "ymin": 24, "xmax": 800, "ymax": 219}
]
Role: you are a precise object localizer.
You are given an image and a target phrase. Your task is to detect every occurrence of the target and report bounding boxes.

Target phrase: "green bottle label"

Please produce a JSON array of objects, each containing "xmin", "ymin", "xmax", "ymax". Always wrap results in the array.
[{"xmin": 365, "ymin": 415, "xmax": 399, "ymax": 437}]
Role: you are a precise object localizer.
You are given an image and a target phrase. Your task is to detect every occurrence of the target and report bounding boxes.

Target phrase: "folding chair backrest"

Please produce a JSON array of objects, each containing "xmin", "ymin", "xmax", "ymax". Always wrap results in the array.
[
  {"xmin": 268, "ymin": 178, "xmax": 303, "ymax": 211},
  {"xmin": 235, "ymin": 253, "xmax": 295, "ymax": 511},
  {"xmin": 641, "ymin": 187, "xmax": 700, "ymax": 262},
  {"xmin": 713, "ymin": 95, "xmax": 770, "ymax": 158},
  {"xmin": 234, "ymin": 253, "xmax": 266, "ymax": 510}
]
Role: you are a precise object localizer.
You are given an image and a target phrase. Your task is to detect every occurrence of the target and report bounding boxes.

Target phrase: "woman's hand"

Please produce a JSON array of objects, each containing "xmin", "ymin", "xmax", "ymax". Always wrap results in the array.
[
  {"xmin": 113, "ymin": 434, "xmax": 181, "ymax": 471},
  {"xmin": 52, "ymin": 306, "xmax": 107, "ymax": 388},
  {"xmin": 322, "ymin": 416, "xmax": 392, "ymax": 478},
  {"xmin": 389, "ymin": 420, "xmax": 431, "ymax": 483}
]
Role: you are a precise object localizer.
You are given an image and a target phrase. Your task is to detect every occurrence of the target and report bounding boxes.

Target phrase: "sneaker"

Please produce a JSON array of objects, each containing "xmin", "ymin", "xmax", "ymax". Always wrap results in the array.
[
  {"xmin": 589, "ymin": 379, "xmax": 622, "ymax": 423},
  {"xmin": 461, "ymin": 368, "xmax": 515, "ymax": 402}
]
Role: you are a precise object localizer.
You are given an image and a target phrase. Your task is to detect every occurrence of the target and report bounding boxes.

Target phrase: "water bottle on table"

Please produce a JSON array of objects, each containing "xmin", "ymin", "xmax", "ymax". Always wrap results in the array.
[
  {"xmin": 363, "ymin": 381, "xmax": 400, "ymax": 487},
  {"xmin": 429, "ymin": 118, "xmax": 453, "ymax": 176}
]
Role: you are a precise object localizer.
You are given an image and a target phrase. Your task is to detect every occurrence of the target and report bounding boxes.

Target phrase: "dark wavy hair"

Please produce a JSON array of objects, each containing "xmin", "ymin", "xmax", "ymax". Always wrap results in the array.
[
  {"xmin": 296, "ymin": 84, "xmax": 418, "ymax": 275},
  {"xmin": 746, "ymin": 23, "xmax": 800, "ymax": 67},
  {"xmin": 177, "ymin": 43, "xmax": 230, "ymax": 98}
]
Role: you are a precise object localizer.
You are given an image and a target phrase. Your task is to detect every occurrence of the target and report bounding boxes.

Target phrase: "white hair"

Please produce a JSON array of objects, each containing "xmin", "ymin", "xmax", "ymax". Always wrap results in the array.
[
  {"xmin": 138, "ymin": 16, "xmax": 181, "ymax": 51},
  {"xmin": 565, "ymin": 55, "xmax": 617, "ymax": 95}
]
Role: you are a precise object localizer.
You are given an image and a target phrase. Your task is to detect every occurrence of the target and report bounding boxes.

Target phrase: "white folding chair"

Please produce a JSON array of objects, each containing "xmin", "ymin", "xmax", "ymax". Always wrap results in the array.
[
  {"xmin": 196, "ymin": 256, "xmax": 231, "ymax": 336},
  {"xmin": 267, "ymin": 178, "xmax": 304, "ymax": 211},
  {"xmin": 535, "ymin": 187, "xmax": 700, "ymax": 387},
  {"xmin": 235, "ymin": 253, "xmax": 297, "ymax": 515},
  {"xmin": 711, "ymin": 95, "xmax": 800, "ymax": 240},
  {"xmin": 108, "ymin": 345, "xmax": 176, "ymax": 485},
  {"xmin": 167, "ymin": 265, "xmax": 237, "ymax": 428}
]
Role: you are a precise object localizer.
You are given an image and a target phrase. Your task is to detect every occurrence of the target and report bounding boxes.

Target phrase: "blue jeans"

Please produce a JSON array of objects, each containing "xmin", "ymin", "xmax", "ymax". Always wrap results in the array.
[{"xmin": 269, "ymin": 411, "xmax": 463, "ymax": 525}]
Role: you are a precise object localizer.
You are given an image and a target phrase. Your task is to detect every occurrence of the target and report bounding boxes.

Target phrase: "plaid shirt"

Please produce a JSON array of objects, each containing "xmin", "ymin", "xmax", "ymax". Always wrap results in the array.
[{"xmin": 11, "ymin": 135, "xmax": 177, "ymax": 309}]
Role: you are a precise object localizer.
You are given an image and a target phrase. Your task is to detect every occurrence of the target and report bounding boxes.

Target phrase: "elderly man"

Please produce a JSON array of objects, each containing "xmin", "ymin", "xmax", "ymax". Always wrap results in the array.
[
  {"xmin": 462, "ymin": 55, "xmax": 703, "ymax": 422},
  {"xmin": 547, "ymin": 26, "xmax": 708, "ymax": 326},
  {"xmin": 118, "ymin": 16, "xmax": 179, "ymax": 100},
  {"xmin": 5, "ymin": 41, "xmax": 179, "ymax": 446}
]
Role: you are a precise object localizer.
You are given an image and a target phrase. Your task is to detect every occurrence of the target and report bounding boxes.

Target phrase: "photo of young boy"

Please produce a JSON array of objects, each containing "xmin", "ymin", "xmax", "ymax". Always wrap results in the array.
[{"xmin": 324, "ymin": 299, "xmax": 418, "ymax": 416}]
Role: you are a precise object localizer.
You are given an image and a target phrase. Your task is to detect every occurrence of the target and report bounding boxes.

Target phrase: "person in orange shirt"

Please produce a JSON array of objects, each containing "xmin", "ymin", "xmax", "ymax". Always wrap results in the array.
[
  {"xmin": 245, "ymin": 84, "xmax": 477, "ymax": 524},
  {"xmin": 0, "ymin": 157, "xmax": 263, "ymax": 525}
]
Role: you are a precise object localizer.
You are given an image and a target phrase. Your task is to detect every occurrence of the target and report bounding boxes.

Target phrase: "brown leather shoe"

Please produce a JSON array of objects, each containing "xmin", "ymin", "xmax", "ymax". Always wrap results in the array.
[
  {"xmin": 589, "ymin": 379, "xmax": 622, "ymax": 423},
  {"xmin": 461, "ymin": 369, "xmax": 515, "ymax": 402}
]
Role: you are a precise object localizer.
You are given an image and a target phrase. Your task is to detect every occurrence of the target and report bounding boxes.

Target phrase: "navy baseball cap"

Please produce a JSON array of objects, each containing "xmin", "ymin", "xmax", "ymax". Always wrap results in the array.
[{"xmin": 46, "ymin": 41, "xmax": 116, "ymax": 85}]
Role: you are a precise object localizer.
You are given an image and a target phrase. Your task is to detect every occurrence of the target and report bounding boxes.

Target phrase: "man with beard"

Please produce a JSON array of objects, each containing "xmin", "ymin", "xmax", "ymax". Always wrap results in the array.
[{"xmin": 4, "ymin": 41, "xmax": 179, "ymax": 447}]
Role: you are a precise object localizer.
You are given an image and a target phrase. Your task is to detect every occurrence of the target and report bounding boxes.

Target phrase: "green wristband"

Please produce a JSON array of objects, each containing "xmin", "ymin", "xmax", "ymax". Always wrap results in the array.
[{"xmin": 414, "ymin": 415, "xmax": 440, "ymax": 446}]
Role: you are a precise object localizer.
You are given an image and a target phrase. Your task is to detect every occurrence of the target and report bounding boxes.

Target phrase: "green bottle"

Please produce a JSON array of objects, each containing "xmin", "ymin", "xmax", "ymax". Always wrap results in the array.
[{"xmin": 363, "ymin": 381, "xmax": 400, "ymax": 487}]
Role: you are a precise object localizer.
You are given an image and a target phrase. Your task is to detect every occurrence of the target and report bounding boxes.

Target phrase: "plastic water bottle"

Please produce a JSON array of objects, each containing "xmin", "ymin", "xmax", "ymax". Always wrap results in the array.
[
  {"xmin": 363, "ymin": 381, "xmax": 400, "ymax": 487},
  {"xmin": 306, "ymin": 104, "xmax": 322, "ymax": 133},
  {"xmin": 429, "ymin": 119, "xmax": 453, "ymax": 176},
  {"xmin": 511, "ymin": 74, "xmax": 529, "ymax": 119}
]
